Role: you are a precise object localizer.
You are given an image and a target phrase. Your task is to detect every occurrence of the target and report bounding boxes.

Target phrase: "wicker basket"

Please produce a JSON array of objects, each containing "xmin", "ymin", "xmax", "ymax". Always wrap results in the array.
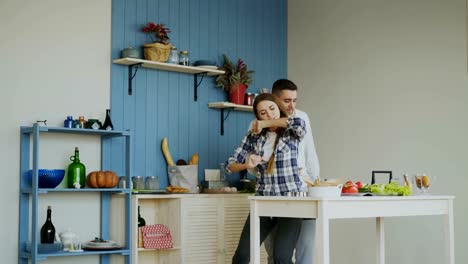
[{"xmin": 143, "ymin": 42, "xmax": 171, "ymax": 62}]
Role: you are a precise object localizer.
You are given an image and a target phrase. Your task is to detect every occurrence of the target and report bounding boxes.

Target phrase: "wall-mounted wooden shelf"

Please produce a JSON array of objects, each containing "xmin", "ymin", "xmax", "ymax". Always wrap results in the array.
[
  {"xmin": 113, "ymin": 58, "xmax": 225, "ymax": 99},
  {"xmin": 208, "ymin": 102, "xmax": 253, "ymax": 112},
  {"xmin": 208, "ymin": 102, "xmax": 253, "ymax": 135}
]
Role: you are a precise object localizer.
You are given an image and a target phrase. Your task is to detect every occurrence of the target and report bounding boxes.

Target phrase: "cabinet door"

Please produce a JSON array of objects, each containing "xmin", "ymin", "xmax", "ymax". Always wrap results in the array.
[
  {"xmin": 181, "ymin": 197, "xmax": 219, "ymax": 264},
  {"xmin": 221, "ymin": 197, "xmax": 250, "ymax": 263}
]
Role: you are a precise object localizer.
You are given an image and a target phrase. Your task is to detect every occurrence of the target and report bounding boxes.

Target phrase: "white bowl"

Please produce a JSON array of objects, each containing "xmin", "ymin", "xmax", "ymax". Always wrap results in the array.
[{"xmin": 308, "ymin": 184, "xmax": 343, "ymax": 198}]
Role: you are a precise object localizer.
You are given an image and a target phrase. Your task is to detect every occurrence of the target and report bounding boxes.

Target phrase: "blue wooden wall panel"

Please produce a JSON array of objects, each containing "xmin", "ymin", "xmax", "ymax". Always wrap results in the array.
[{"xmin": 110, "ymin": 0, "xmax": 287, "ymax": 186}]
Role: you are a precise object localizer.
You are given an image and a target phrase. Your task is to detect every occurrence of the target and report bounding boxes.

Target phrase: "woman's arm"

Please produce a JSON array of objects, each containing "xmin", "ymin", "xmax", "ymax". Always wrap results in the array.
[{"xmin": 228, "ymin": 154, "xmax": 262, "ymax": 173}]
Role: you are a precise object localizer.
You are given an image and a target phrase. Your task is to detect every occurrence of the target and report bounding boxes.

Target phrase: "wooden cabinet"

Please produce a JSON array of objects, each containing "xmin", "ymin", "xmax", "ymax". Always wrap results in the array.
[{"xmin": 125, "ymin": 194, "xmax": 256, "ymax": 264}]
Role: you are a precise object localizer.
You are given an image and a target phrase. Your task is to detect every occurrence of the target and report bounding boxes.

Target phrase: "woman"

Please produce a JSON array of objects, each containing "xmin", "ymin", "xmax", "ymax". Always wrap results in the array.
[{"xmin": 227, "ymin": 93, "xmax": 306, "ymax": 264}]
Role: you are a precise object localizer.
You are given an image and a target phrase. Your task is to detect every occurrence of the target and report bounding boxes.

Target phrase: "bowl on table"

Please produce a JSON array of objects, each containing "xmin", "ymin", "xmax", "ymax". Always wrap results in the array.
[
  {"xmin": 26, "ymin": 169, "xmax": 65, "ymax": 188},
  {"xmin": 307, "ymin": 184, "xmax": 343, "ymax": 198}
]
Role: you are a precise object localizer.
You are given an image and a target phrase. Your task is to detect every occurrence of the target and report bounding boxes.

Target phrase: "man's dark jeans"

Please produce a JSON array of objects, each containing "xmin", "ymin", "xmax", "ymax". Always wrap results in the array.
[{"xmin": 232, "ymin": 214, "xmax": 302, "ymax": 264}]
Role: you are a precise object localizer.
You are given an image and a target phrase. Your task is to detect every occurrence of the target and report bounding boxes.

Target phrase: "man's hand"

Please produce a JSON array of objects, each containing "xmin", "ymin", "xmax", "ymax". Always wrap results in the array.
[{"xmin": 245, "ymin": 154, "xmax": 262, "ymax": 169}]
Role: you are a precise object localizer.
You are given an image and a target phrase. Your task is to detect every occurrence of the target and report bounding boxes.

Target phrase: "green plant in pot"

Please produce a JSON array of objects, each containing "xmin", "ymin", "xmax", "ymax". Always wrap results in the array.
[{"xmin": 215, "ymin": 54, "xmax": 254, "ymax": 105}]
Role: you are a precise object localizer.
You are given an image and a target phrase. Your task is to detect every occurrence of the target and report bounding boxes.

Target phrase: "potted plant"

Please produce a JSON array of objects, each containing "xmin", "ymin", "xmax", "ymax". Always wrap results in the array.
[
  {"xmin": 215, "ymin": 54, "xmax": 254, "ymax": 105},
  {"xmin": 141, "ymin": 22, "xmax": 172, "ymax": 62}
]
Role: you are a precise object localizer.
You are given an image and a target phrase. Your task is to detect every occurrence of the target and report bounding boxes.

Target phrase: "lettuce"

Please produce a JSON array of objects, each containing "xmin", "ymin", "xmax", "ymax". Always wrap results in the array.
[{"xmin": 369, "ymin": 182, "xmax": 412, "ymax": 196}]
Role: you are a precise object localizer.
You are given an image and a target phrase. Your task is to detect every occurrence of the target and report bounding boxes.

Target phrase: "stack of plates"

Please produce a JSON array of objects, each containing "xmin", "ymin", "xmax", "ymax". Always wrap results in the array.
[{"xmin": 83, "ymin": 240, "xmax": 122, "ymax": 251}]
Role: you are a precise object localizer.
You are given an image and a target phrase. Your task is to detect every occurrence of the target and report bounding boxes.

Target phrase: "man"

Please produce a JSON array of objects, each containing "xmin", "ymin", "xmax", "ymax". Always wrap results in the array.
[{"xmin": 263, "ymin": 79, "xmax": 320, "ymax": 264}]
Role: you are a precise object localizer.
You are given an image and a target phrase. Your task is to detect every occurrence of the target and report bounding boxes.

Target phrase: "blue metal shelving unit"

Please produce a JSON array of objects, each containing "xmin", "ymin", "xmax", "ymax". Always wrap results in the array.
[{"xmin": 18, "ymin": 124, "xmax": 132, "ymax": 264}]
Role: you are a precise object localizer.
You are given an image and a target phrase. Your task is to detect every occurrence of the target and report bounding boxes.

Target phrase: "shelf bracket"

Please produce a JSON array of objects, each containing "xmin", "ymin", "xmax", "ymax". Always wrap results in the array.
[
  {"xmin": 219, "ymin": 108, "xmax": 233, "ymax": 136},
  {"xmin": 128, "ymin": 63, "xmax": 142, "ymax": 95},
  {"xmin": 193, "ymin": 72, "xmax": 208, "ymax": 101}
]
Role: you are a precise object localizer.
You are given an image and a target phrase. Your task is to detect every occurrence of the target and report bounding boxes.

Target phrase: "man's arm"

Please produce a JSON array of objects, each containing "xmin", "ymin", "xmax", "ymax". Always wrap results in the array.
[{"xmin": 298, "ymin": 110, "xmax": 320, "ymax": 180}]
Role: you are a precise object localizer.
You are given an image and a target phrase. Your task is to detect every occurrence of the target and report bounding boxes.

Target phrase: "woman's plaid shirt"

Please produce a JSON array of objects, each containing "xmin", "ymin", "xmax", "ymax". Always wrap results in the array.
[{"xmin": 227, "ymin": 116, "xmax": 306, "ymax": 196}]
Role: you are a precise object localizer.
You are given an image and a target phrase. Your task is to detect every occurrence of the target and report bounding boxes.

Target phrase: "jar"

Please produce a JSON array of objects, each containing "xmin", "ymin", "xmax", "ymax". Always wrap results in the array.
[
  {"xmin": 118, "ymin": 176, "xmax": 127, "ymax": 188},
  {"xmin": 179, "ymin": 50, "xmax": 190, "ymax": 66},
  {"xmin": 132, "ymin": 176, "xmax": 144, "ymax": 190},
  {"xmin": 64, "ymin": 116, "xmax": 73, "ymax": 128},
  {"xmin": 253, "ymin": 93, "xmax": 259, "ymax": 102},
  {"xmin": 167, "ymin": 46, "xmax": 179, "ymax": 64},
  {"xmin": 145, "ymin": 176, "xmax": 160, "ymax": 190},
  {"xmin": 219, "ymin": 163, "xmax": 226, "ymax": 181},
  {"xmin": 86, "ymin": 119, "xmax": 102, "ymax": 130},
  {"xmin": 245, "ymin": 93, "xmax": 254, "ymax": 106},
  {"xmin": 78, "ymin": 116, "xmax": 86, "ymax": 128}
]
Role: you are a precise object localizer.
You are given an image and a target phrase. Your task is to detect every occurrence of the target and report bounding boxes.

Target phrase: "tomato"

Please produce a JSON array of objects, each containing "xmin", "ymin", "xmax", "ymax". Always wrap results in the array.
[
  {"xmin": 355, "ymin": 181, "xmax": 363, "ymax": 189},
  {"xmin": 342, "ymin": 181, "xmax": 359, "ymax": 194}
]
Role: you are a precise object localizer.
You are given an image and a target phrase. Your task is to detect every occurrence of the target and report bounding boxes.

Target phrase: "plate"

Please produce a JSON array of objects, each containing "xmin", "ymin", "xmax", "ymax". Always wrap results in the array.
[
  {"xmin": 83, "ymin": 246, "xmax": 123, "ymax": 251},
  {"xmin": 369, "ymin": 193, "xmax": 400, "ymax": 196},
  {"xmin": 341, "ymin": 193, "xmax": 366, "ymax": 196},
  {"xmin": 86, "ymin": 240, "xmax": 118, "ymax": 248},
  {"xmin": 132, "ymin": 189, "xmax": 168, "ymax": 194},
  {"xmin": 196, "ymin": 65, "xmax": 218, "ymax": 70},
  {"xmin": 68, "ymin": 249, "xmax": 84, "ymax": 253}
]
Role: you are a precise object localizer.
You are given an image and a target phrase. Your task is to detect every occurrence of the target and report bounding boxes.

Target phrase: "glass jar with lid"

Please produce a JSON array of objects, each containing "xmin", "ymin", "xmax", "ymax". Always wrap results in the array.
[
  {"xmin": 167, "ymin": 46, "xmax": 179, "ymax": 64},
  {"xmin": 179, "ymin": 50, "xmax": 190, "ymax": 66},
  {"xmin": 145, "ymin": 176, "xmax": 160, "ymax": 190},
  {"xmin": 132, "ymin": 176, "xmax": 144, "ymax": 190}
]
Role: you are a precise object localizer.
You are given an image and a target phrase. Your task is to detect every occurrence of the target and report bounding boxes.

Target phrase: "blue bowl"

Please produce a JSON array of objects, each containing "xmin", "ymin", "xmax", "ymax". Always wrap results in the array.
[{"xmin": 26, "ymin": 169, "xmax": 65, "ymax": 188}]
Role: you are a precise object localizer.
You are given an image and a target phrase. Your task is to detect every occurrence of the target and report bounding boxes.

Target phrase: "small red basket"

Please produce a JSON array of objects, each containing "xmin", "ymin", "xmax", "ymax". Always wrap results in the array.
[{"xmin": 141, "ymin": 224, "xmax": 173, "ymax": 249}]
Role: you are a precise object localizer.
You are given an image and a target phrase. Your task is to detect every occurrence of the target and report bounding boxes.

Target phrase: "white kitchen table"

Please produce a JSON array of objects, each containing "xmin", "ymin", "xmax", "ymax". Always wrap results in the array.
[{"xmin": 249, "ymin": 195, "xmax": 454, "ymax": 264}]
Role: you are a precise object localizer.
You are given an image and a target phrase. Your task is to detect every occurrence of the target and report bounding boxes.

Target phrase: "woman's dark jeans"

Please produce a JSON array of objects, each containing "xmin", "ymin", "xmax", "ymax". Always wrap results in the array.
[{"xmin": 232, "ymin": 214, "xmax": 302, "ymax": 264}]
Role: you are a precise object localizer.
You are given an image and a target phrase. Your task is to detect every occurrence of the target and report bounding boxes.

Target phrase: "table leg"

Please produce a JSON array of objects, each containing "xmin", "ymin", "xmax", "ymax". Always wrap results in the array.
[
  {"xmin": 250, "ymin": 200, "xmax": 260, "ymax": 264},
  {"xmin": 445, "ymin": 199, "xmax": 455, "ymax": 264},
  {"xmin": 376, "ymin": 217, "xmax": 385, "ymax": 264},
  {"xmin": 314, "ymin": 201, "xmax": 329, "ymax": 264}
]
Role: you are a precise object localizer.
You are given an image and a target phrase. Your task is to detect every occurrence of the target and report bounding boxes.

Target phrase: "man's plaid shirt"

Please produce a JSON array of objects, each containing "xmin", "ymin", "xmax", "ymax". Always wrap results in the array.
[{"xmin": 227, "ymin": 116, "xmax": 306, "ymax": 196}]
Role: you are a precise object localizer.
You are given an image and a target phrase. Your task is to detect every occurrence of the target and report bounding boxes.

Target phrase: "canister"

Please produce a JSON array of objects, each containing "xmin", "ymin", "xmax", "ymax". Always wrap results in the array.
[
  {"xmin": 245, "ymin": 93, "xmax": 254, "ymax": 106},
  {"xmin": 145, "ymin": 176, "xmax": 160, "ymax": 190},
  {"xmin": 132, "ymin": 176, "xmax": 144, "ymax": 190}
]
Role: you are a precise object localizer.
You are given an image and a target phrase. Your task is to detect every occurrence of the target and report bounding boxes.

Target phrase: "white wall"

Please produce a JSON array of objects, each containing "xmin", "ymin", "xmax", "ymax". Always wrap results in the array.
[
  {"xmin": 289, "ymin": 0, "xmax": 468, "ymax": 263},
  {"xmin": 0, "ymin": 0, "xmax": 111, "ymax": 263}
]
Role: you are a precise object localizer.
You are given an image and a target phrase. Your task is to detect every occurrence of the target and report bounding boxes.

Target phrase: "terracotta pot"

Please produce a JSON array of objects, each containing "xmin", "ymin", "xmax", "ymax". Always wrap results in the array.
[{"xmin": 229, "ymin": 84, "xmax": 247, "ymax": 105}]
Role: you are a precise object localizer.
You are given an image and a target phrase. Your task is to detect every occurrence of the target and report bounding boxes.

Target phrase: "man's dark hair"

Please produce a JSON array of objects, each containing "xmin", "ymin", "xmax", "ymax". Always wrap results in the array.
[{"xmin": 271, "ymin": 79, "xmax": 298, "ymax": 96}]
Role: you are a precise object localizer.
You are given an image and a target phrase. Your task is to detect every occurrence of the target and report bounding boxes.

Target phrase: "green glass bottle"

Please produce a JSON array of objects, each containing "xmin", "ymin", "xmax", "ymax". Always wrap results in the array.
[{"xmin": 67, "ymin": 147, "xmax": 86, "ymax": 188}]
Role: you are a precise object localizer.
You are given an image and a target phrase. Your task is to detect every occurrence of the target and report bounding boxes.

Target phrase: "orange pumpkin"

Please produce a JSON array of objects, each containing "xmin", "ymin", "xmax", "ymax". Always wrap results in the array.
[{"xmin": 87, "ymin": 171, "xmax": 119, "ymax": 188}]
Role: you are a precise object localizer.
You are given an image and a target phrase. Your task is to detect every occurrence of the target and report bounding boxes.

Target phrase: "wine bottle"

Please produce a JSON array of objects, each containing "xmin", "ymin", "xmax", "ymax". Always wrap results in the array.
[
  {"xmin": 40, "ymin": 206, "xmax": 56, "ymax": 244},
  {"xmin": 102, "ymin": 109, "xmax": 114, "ymax": 131},
  {"xmin": 67, "ymin": 147, "xmax": 86, "ymax": 188},
  {"xmin": 137, "ymin": 206, "xmax": 146, "ymax": 227}
]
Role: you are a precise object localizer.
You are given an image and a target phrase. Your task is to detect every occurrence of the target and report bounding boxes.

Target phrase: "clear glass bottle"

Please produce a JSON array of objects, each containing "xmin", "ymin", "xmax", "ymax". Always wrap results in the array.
[
  {"xmin": 179, "ymin": 50, "xmax": 190, "ymax": 66},
  {"xmin": 40, "ymin": 206, "xmax": 56, "ymax": 244},
  {"xmin": 219, "ymin": 163, "xmax": 226, "ymax": 181},
  {"xmin": 67, "ymin": 147, "xmax": 86, "ymax": 188},
  {"xmin": 167, "ymin": 46, "xmax": 179, "ymax": 64}
]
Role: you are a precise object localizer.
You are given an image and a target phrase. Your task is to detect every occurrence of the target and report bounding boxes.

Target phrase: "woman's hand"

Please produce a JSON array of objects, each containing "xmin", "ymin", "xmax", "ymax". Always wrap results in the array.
[
  {"xmin": 250, "ymin": 120, "xmax": 264, "ymax": 135},
  {"xmin": 245, "ymin": 154, "xmax": 262, "ymax": 169}
]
